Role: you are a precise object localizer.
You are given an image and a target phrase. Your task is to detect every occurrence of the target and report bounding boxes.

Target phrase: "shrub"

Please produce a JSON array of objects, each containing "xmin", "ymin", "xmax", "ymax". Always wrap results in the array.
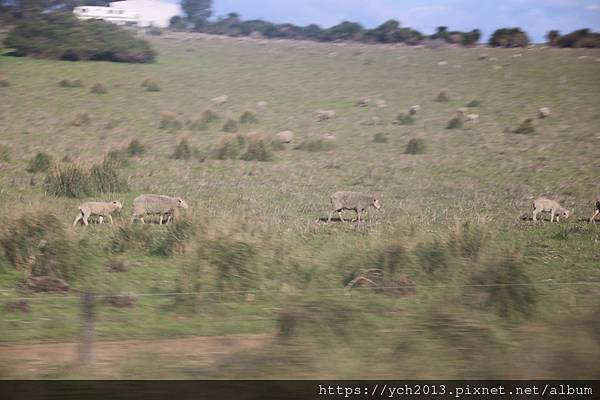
[
  {"xmin": 241, "ymin": 138, "xmax": 274, "ymax": 161},
  {"xmin": 0, "ymin": 78, "xmax": 10, "ymax": 87},
  {"xmin": 106, "ymin": 150, "xmax": 129, "ymax": 167},
  {"xmin": 26, "ymin": 152, "xmax": 53, "ymax": 173},
  {"xmin": 110, "ymin": 225, "xmax": 152, "ymax": 254},
  {"xmin": 150, "ymin": 220, "xmax": 195, "ymax": 257},
  {"xmin": 44, "ymin": 163, "xmax": 91, "ymax": 198},
  {"xmin": 160, "ymin": 112, "xmax": 182, "ymax": 130},
  {"xmin": 489, "ymin": 27, "xmax": 530, "ymax": 48},
  {"xmin": 0, "ymin": 145, "xmax": 11, "ymax": 162},
  {"xmin": 0, "ymin": 212, "xmax": 76, "ymax": 281},
  {"xmin": 221, "ymin": 119, "xmax": 239, "ymax": 133},
  {"xmin": 436, "ymin": 89, "xmax": 449, "ymax": 102},
  {"xmin": 514, "ymin": 117, "xmax": 535, "ymax": 134},
  {"xmin": 449, "ymin": 222, "xmax": 489, "ymax": 261},
  {"xmin": 172, "ymin": 139, "xmax": 193, "ymax": 160},
  {"xmin": 71, "ymin": 112, "xmax": 90, "ymax": 127},
  {"xmin": 405, "ymin": 138, "xmax": 426, "ymax": 154},
  {"xmin": 446, "ymin": 116, "xmax": 463, "ymax": 129},
  {"xmin": 270, "ymin": 140, "xmax": 286, "ymax": 151},
  {"xmin": 468, "ymin": 253, "xmax": 537, "ymax": 319},
  {"xmin": 59, "ymin": 79, "xmax": 83, "ymax": 88},
  {"xmin": 239, "ymin": 111, "xmax": 258, "ymax": 124},
  {"xmin": 5, "ymin": 13, "xmax": 155, "ymax": 63},
  {"xmin": 294, "ymin": 139, "xmax": 334, "ymax": 152},
  {"xmin": 90, "ymin": 83, "xmax": 107, "ymax": 94},
  {"xmin": 214, "ymin": 136, "xmax": 242, "ymax": 160},
  {"xmin": 465, "ymin": 99, "xmax": 481, "ymax": 107},
  {"xmin": 126, "ymin": 139, "xmax": 145, "ymax": 157},
  {"xmin": 373, "ymin": 132, "xmax": 388, "ymax": 143},
  {"xmin": 89, "ymin": 159, "xmax": 130, "ymax": 194},
  {"xmin": 208, "ymin": 238, "xmax": 259, "ymax": 291},
  {"xmin": 201, "ymin": 109, "xmax": 221, "ymax": 124},
  {"xmin": 393, "ymin": 112, "xmax": 414, "ymax": 125},
  {"xmin": 415, "ymin": 239, "xmax": 451, "ymax": 275}
]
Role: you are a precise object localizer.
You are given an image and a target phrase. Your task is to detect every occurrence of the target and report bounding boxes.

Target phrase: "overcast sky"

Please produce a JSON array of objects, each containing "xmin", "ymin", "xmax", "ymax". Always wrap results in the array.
[{"xmin": 205, "ymin": 0, "xmax": 600, "ymax": 42}]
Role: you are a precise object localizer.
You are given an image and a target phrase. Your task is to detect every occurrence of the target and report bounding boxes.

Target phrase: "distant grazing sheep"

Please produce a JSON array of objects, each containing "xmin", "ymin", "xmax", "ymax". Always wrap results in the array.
[
  {"xmin": 465, "ymin": 113, "xmax": 480, "ymax": 124},
  {"xmin": 356, "ymin": 96, "xmax": 370, "ymax": 107},
  {"xmin": 538, "ymin": 107, "xmax": 551, "ymax": 118},
  {"xmin": 376, "ymin": 99, "xmax": 387, "ymax": 108},
  {"xmin": 328, "ymin": 191, "xmax": 381, "ymax": 223},
  {"xmin": 408, "ymin": 105, "xmax": 421, "ymax": 116},
  {"xmin": 211, "ymin": 95, "xmax": 228, "ymax": 106},
  {"xmin": 275, "ymin": 130, "xmax": 294, "ymax": 144},
  {"xmin": 131, "ymin": 194, "xmax": 189, "ymax": 224},
  {"xmin": 315, "ymin": 109, "xmax": 336, "ymax": 121},
  {"xmin": 255, "ymin": 101, "xmax": 268, "ymax": 112},
  {"xmin": 590, "ymin": 198, "xmax": 600, "ymax": 222},
  {"xmin": 533, "ymin": 197, "xmax": 570, "ymax": 222},
  {"xmin": 73, "ymin": 201, "xmax": 122, "ymax": 226}
]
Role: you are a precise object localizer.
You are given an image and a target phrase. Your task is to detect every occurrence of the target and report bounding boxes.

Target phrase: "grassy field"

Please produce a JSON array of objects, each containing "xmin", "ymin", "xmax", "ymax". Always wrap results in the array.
[{"xmin": 0, "ymin": 33, "xmax": 599, "ymax": 378}]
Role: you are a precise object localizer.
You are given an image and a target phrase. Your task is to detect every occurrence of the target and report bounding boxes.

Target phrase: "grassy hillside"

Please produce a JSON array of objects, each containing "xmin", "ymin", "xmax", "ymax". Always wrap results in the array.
[{"xmin": 0, "ymin": 34, "xmax": 599, "ymax": 378}]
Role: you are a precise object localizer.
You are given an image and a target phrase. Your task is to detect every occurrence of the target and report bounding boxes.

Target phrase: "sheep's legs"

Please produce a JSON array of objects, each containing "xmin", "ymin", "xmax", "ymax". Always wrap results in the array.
[
  {"xmin": 590, "ymin": 210, "xmax": 599, "ymax": 222},
  {"xmin": 73, "ymin": 214, "xmax": 82, "ymax": 227},
  {"xmin": 107, "ymin": 215, "xmax": 114, "ymax": 225},
  {"xmin": 550, "ymin": 211, "xmax": 555, "ymax": 223},
  {"xmin": 532, "ymin": 209, "xmax": 538, "ymax": 222},
  {"xmin": 159, "ymin": 214, "xmax": 163, "ymax": 225}
]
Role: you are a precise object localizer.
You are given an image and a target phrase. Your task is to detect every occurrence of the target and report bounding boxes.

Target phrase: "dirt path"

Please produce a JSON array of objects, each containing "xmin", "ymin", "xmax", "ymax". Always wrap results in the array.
[{"xmin": 0, "ymin": 334, "xmax": 271, "ymax": 378}]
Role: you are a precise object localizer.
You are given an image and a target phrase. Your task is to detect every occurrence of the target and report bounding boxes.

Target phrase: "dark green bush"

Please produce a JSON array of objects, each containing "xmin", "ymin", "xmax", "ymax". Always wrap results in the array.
[
  {"xmin": 436, "ymin": 89, "xmax": 449, "ymax": 102},
  {"xmin": 239, "ymin": 111, "xmax": 258, "ymax": 124},
  {"xmin": 0, "ymin": 212, "xmax": 76, "ymax": 281},
  {"xmin": 241, "ymin": 139, "xmax": 274, "ymax": 161},
  {"xmin": 160, "ymin": 112, "xmax": 183, "ymax": 130},
  {"xmin": 405, "ymin": 138, "xmax": 426, "ymax": 154},
  {"xmin": 0, "ymin": 78, "xmax": 10, "ymax": 87},
  {"xmin": 468, "ymin": 253, "xmax": 537, "ymax": 319},
  {"xmin": 449, "ymin": 222, "xmax": 489, "ymax": 261},
  {"xmin": 5, "ymin": 13, "xmax": 155, "ymax": 63},
  {"xmin": 393, "ymin": 113, "xmax": 414, "ymax": 125},
  {"xmin": 110, "ymin": 225, "xmax": 152, "ymax": 254},
  {"xmin": 465, "ymin": 99, "xmax": 481, "ymax": 107},
  {"xmin": 222, "ymin": 119, "xmax": 239, "ymax": 133},
  {"xmin": 373, "ymin": 133, "xmax": 388, "ymax": 143},
  {"xmin": 415, "ymin": 239, "xmax": 451, "ymax": 275},
  {"xmin": 172, "ymin": 139, "xmax": 194, "ymax": 160},
  {"xmin": 489, "ymin": 27, "xmax": 530, "ymax": 48},
  {"xmin": 26, "ymin": 152, "xmax": 53, "ymax": 173},
  {"xmin": 0, "ymin": 145, "xmax": 11, "ymax": 162},
  {"xmin": 214, "ymin": 137, "xmax": 242, "ymax": 160},
  {"xmin": 105, "ymin": 150, "xmax": 129, "ymax": 167},
  {"xmin": 446, "ymin": 116, "xmax": 463, "ymax": 129},
  {"xmin": 89, "ymin": 160, "xmax": 130, "ymax": 194},
  {"xmin": 150, "ymin": 220, "xmax": 195, "ymax": 257},
  {"xmin": 294, "ymin": 139, "xmax": 334, "ymax": 152},
  {"xmin": 126, "ymin": 139, "xmax": 145, "ymax": 157},
  {"xmin": 514, "ymin": 118, "xmax": 535, "ymax": 134},
  {"xmin": 90, "ymin": 83, "xmax": 107, "ymax": 94},
  {"xmin": 208, "ymin": 238, "xmax": 259, "ymax": 291}
]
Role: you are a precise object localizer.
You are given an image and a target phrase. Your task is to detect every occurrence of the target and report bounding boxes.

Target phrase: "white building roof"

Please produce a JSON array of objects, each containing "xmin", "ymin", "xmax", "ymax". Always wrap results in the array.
[{"xmin": 74, "ymin": 0, "xmax": 180, "ymax": 28}]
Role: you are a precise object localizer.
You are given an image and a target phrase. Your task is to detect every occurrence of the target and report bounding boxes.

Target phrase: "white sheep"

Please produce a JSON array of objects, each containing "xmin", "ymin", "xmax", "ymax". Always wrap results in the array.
[
  {"xmin": 409, "ymin": 105, "xmax": 421, "ymax": 116},
  {"xmin": 275, "ymin": 130, "xmax": 294, "ymax": 144},
  {"xmin": 465, "ymin": 113, "xmax": 480, "ymax": 124},
  {"xmin": 538, "ymin": 107, "xmax": 551, "ymax": 119},
  {"xmin": 315, "ymin": 109, "xmax": 336, "ymax": 121},
  {"xmin": 328, "ymin": 191, "xmax": 381, "ymax": 223},
  {"xmin": 590, "ymin": 198, "xmax": 600, "ymax": 223},
  {"xmin": 131, "ymin": 194, "xmax": 189, "ymax": 224},
  {"xmin": 255, "ymin": 101, "xmax": 268, "ymax": 112},
  {"xmin": 533, "ymin": 197, "xmax": 570, "ymax": 222},
  {"xmin": 356, "ymin": 96, "xmax": 370, "ymax": 107},
  {"xmin": 73, "ymin": 201, "xmax": 122, "ymax": 226},
  {"xmin": 376, "ymin": 99, "xmax": 387, "ymax": 108},
  {"xmin": 211, "ymin": 95, "xmax": 228, "ymax": 106}
]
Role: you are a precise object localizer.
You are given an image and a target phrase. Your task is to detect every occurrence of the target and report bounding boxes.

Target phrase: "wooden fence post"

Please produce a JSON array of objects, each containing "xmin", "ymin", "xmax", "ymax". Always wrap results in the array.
[{"xmin": 78, "ymin": 290, "xmax": 96, "ymax": 367}]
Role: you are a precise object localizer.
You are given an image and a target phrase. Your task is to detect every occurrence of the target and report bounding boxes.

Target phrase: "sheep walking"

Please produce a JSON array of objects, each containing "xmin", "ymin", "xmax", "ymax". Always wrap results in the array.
[
  {"xmin": 328, "ymin": 191, "xmax": 381, "ymax": 223},
  {"xmin": 533, "ymin": 197, "xmax": 570, "ymax": 222},
  {"xmin": 315, "ymin": 109, "xmax": 336, "ymax": 121},
  {"xmin": 465, "ymin": 113, "xmax": 480, "ymax": 124},
  {"xmin": 131, "ymin": 194, "xmax": 189, "ymax": 224},
  {"xmin": 538, "ymin": 107, "xmax": 551, "ymax": 118},
  {"xmin": 590, "ymin": 198, "xmax": 600, "ymax": 222},
  {"xmin": 73, "ymin": 201, "xmax": 122, "ymax": 226}
]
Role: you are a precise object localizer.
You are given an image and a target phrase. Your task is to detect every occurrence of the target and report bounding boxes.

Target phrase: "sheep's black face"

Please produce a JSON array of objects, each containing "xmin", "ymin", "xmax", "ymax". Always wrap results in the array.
[
  {"xmin": 112, "ymin": 201, "xmax": 123, "ymax": 209},
  {"xmin": 177, "ymin": 198, "xmax": 189, "ymax": 209}
]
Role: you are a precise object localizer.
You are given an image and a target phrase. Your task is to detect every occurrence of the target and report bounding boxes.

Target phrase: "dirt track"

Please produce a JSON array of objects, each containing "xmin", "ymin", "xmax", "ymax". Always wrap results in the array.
[{"xmin": 0, "ymin": 334, "xmax": 271, "ymax": 378}]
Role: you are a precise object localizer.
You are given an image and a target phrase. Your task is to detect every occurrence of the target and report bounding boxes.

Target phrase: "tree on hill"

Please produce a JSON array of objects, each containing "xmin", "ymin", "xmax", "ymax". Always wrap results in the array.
[
  {"xmin": 181, "ymin": 0, "xmax": 212, "ymax": 29},
  {"xmin": 489, "ymin": 27, "xmax": 530, "ymax": 47},
  {"xmin": 546, "ymin": 30, "xmax": 560, "ymax": 46}
]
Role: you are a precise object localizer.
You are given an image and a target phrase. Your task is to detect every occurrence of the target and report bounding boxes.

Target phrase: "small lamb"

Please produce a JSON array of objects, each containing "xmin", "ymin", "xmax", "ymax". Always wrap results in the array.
[
  {"xmin": 328, "ymin": 191, "xmax": 381, "ymax": 223},
  {"xmin": 590, "ymin": 198, "xmax": 600, "ymax": 222},
  {"xmin": 465, "ymin": 113, "xmax": 480, "ymax": 124},
  {"xmin": 533, "ymin": 197, "xmax": 570, "ymax": 222},
  {"xmin": 131, "ymin": 194, "xmax": 189, "ymax": 224},
  {"xmin": 408, "ymin": 105, "xmax": 421, "ymax": 116},
  {"xmin": 211, "ymin": 95, "xmax": 228, "ymax": 106},
  {"xmin": 73, "ymin": 201, "xmax": 123, "ymax": 226},
  {"xmin": 538, "ymin": 107, "xmax": 551, "ymax": 119},
  {"xmin": 315, "ymin": 109, "xmax": 336, "ymax": 121}
]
